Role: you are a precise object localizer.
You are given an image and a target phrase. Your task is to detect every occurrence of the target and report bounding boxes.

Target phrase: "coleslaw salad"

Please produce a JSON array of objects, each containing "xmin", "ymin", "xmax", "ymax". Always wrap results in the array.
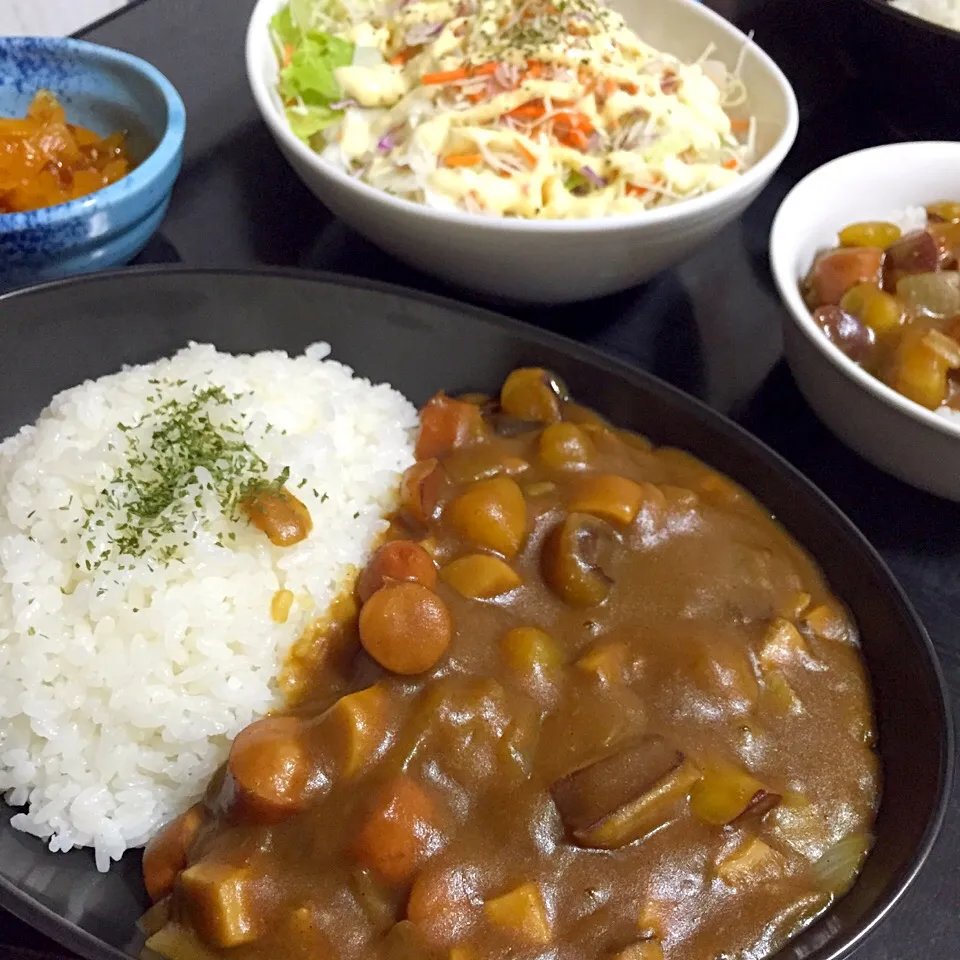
[{"xmin": 268, "ymin": 0, "xmax": 755, "ymax": 219}]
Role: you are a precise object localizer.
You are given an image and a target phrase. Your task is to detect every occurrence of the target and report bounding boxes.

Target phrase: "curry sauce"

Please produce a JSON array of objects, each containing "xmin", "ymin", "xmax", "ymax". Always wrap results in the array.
[{"xmin": 142, "ymin": 370, "xmax": 879, "ymax": 960}]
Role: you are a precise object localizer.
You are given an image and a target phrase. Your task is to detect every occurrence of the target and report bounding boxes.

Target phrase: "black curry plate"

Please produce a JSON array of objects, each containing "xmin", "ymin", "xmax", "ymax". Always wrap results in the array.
[{"xmin": 0, "ymin": 268, "xmax": 952, "ymax": 960}]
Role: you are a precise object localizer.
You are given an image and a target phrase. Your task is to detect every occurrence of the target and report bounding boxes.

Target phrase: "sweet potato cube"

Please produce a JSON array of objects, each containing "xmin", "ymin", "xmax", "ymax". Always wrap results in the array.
[
  {"xmin": 501, "ymin": 627, "xmax": 563, "ymax": 678},
  {"xmin": 552, "ymin": 736, "xmax": 700, "ymax": 849},
  {"xmin": 576, "ymin": 641, "xmax": 629, "ymax": 685},
  {"xmin": 612, "ymin": 940, "xmax": 664, "ymax": 960},
  {"xmin": 804, "ymin": 603, "xmax": 849, "ymax": 642},
  {"xmin": 484, "ymin": 881, "xmax": 551, "ymax": 945},
  {"xmin": 177, "ymin": 862, "xmax": 260, "ymax": 947},
  {"xmin": 692, "ymin": 641, "xmax": 758, "ymax": 707},
  {"xmin": 758, "ymin": 618, "xmax": 812, "ymax": 669},
  {"xmin": 779, "ymin": 592, "xmax": 811, "ymax": 619},
  {"xmin": 568, "ymin": 474, "xmax": 646, "ymax": 526},
  {"xmin": 689, "ymin": 764, "xmax": 778, "ymax": 826},
  {"xmin": 716, "ymin": 837, "xmax": 786, "ymax": 887},
  {"xmin": 322, "ymin": 684, "xmax": 388, "ymax": 776},
  {"xmin": 762, "ymin": 669, "xmax": 802, "ymax": 715},
  {"xmin": 441, "ymin": 554, "xmax": 522, "ymax": 598}
]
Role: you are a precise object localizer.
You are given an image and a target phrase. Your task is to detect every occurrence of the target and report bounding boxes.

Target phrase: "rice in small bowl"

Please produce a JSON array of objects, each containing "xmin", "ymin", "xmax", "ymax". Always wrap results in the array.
[{"xmin": 0, "ymin": 342, "xmax": 416, "ymax": 870}]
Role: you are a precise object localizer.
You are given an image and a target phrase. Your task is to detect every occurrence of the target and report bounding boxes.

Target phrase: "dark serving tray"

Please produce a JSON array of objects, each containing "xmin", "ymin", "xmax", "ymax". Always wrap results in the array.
[{"xmin": 2, "ymin": 0, "xmax": 958, "ymax": 958}]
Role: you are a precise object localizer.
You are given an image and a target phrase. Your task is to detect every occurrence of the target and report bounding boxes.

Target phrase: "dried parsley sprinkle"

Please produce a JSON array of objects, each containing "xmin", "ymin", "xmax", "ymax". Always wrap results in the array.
[
  {"xmin": 477, "ymin": 0, "xmax": 614, "ymax": 61},
  {"xmin": 78, "ymin": 382, "xmax": 289, "ymax": 570}
]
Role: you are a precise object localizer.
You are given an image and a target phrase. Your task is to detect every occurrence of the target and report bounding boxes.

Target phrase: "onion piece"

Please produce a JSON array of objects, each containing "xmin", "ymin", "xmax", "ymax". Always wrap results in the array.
[
  {"xmin": 378, "ymin": 130, "xmax": 399, "ymax": 152},
  {"xmin": 329, "ymin": 98, "xmax": 357, "ymax": 111},
  {"xmin": 494, "ymin": 61, "xmax": 521, "ymax": 89},
  {"xmin": 404, "ymin": 21, "xmax": 443, "ymax": 46},
  {"xmin": 922, "ymin": 329, "xmax": 960, "ymax": 368},
  {"xmin": 812, "ymin": 833, "xmax": 871, "ymax": 897},
  {"xmin": 581, "ymin": 166, "xmax": 606, "ymax": 188},
  {"xmin": 896, "ymin": 271, "xmax": 960, "ymax": 318}
]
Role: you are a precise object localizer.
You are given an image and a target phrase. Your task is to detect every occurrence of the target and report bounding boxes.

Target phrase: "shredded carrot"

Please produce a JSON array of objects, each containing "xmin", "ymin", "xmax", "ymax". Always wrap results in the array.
[
  {"xmin": 467, "ymin": 91, "xmax": 487, "ymax": 103},
  {"xmin": 422, "ymin": 67, "xmax": 470, "ymax": 85},
  {"xmin": 554, "ymin": 119, "xmax": 590, "ymax": 150},
  {"xmin": 626, "ymin": 184, "xmax": 648, "ymax": 197},
  {"xmin": 515, "ymin": 139, "xmax": 538, "ymax": 166},
  {"xmin": 557, "ymin": 111, "xmax": 594, "ymax": 134},
  {"xmin": 282, "ymin": 44, "xmax": 295, "ymax": 68},
  {"xmin": 523, "ymin": 61, "xmax": 545, "ymax": 81},
  {"xmin": 621, "ymin": 81, "xmax": 639, "ymax": 95},
  {"xmin": 506, "ymin": 99, "xmax": 547, "ymax": 121},
  {"xmin": 601, "ymin": 78, "xmax": 618, "ymax": 98},
  {"xmin": 390, "ymin": 49, "xmax": 417, "ymax": 66},
  {"xmin": 422, "ymin": 62, "xmax": 499, "ymax": 85},
  {"xmin": 723, "ymin": 157, "xmax": 738, "ymax": 169},
  {"xmin": 730, "ymin": 117, "xmax": 751, "ymax": 132},
  {"xmin": 442, "ymin": 152, "xmax": 483, "ymax": 167}
]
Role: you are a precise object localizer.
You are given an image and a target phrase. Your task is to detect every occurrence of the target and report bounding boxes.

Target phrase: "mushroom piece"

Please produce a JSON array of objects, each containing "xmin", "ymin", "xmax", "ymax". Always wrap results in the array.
[
  {"xmin": 883, "ymin": 229, "xmax": 939, "ymax": 288},
  {"xmin": 541, "ymin": 512, "xmax": 623, "ymax": 607},
  {"xmin": 499, "ymin": 368, "xmax": 569, "ymax": 423},
  {"xmin": 550, "ymin": 735, "xmax": 701, "ymax": 849}
]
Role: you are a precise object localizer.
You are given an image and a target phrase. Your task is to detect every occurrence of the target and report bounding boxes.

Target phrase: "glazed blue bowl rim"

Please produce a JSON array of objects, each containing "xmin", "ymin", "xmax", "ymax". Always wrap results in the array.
[{"xmin": 0, "ymin": 36, "xmax": 186, "ymax": 233}]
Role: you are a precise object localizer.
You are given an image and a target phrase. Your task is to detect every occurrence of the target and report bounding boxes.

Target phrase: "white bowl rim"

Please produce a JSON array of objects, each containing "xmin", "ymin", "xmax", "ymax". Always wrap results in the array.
[
  {"xmin": 770, "ymin": 139, "xmax": 960, "ymax": 442},
  {"xmin": 245, "ymin": 0, "xmax": 799, "ymax": 235}
]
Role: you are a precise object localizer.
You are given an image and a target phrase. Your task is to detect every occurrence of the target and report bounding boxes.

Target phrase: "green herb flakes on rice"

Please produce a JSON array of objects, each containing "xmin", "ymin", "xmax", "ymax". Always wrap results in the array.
[{"xmin": 0, "ymin": 342, "xmax": 416, "ymax": 870}]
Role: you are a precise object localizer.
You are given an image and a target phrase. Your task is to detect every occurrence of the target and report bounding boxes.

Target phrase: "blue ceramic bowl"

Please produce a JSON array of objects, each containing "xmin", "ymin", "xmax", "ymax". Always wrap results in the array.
[{"xmin": 0, "ymin": 37, "xmax": 186, "ymax": 288}]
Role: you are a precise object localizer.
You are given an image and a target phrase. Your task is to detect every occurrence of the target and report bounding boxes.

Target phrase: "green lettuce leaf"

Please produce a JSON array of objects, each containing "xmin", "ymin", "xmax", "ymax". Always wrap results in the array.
[
  {"xmin": 270, "ymin": 6, "xmax": 299, "ymax": 51},
  {"xmin": 278, "ymin": 32, "xmax": 353, "ymax": 105},
  {"xmin": 271, "ymin": 3, "xmax": 354, "ymax": 144},
  {"xmin": 285, "ymin": 104, "xmax": 341, "ymax": 142},
  {"xmin": 563, "ymin": 170, "xmax": 590, "ymax": 193}
]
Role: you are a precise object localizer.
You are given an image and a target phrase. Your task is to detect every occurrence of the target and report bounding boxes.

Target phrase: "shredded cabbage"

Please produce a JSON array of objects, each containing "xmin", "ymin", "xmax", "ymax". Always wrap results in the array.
[{"xmin": 271, "ymin": 0, "xmax": 756, "ymax": 218}]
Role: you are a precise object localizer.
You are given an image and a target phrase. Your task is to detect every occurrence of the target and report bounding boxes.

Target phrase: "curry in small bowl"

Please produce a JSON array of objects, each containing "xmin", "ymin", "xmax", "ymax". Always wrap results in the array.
[
  {"xmin": 803, "ymin": 202, "xmax": 960, "ymax": 413},
  {"xmin": 140, "ymin": 370, "xmax": 879, "ymax": 960}
]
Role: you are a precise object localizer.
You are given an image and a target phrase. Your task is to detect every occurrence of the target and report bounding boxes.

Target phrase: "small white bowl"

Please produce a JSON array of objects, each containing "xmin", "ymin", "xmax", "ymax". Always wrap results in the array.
[
  {"xmin": 246, "ymin": 0, "xmax": 798, "ymax": 304},
  {"xmin": 770, "ymin": 140, "xmax": 960, "ymax": 501}
]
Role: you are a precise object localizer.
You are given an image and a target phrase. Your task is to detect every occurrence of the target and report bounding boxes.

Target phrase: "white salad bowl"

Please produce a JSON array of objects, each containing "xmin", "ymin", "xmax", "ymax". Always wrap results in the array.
[
  {"xmin": 770, "ymin": 140, "xmax": 960, "ymax": 501},
  {"xmin": 246, "ymin": 0, "xmax": 798, "ymax": 304}
]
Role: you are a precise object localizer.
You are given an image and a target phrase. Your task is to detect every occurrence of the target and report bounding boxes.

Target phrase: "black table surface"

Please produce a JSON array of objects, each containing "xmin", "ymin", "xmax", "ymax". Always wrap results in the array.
[{"xmin": 3, "ymin": 0, "xmax": 958, "ymax": 957}]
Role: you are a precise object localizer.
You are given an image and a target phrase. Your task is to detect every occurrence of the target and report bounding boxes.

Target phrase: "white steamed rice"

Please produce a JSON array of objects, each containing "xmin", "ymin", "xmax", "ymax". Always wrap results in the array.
[
  {"xmin": 0, "ymin": 342, "xmax": 417, "ymax": 870},
  {"xmin": 891, "ymin": 0, "xmax": 960, "ymax": 32}
]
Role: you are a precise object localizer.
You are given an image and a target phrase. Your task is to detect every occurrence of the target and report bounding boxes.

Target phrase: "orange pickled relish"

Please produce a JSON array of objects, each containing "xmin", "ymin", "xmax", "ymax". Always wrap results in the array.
[{"xmin": 0, "ymin": 90, "xmax": 133, "ymax": 214}]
